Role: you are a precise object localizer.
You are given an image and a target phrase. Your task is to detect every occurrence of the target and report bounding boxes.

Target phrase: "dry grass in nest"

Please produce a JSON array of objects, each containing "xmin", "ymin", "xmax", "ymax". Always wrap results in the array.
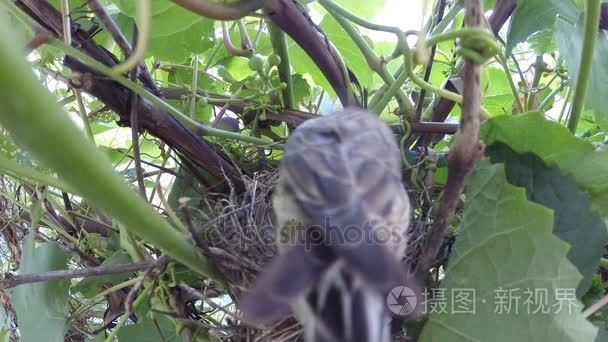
[{"xmin": 201, "ymin": 170, "xmax": 301, "ymax": 341}]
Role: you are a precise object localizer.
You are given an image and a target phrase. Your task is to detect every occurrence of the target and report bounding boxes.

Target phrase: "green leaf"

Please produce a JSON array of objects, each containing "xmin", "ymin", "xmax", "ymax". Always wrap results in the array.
[
  {"xmin": 29, "ymin": 201, "xmax": 43, "ymax": 228},
  {"xmin": 333, "ymin": 0, "xmax": 386, "ymax": 20},
  {"xmin": 225, "ymin": 57, "xmax": 256, "ymax": 82},
  {"xmin": 117, "ymin": 316, "xmax": 180, "ymax": 342},
  {"xmin": 98, "ymin": 146, "xmax": 129, "ymax": 164},
  {"xmin": 554, "ymin": 15, "xmax": 608, "ymax": 135},
  {"xmin": 289, "ymin": 39, "xmax": 335, "ymax": 99},
  {"xmin": 506, "ymin": 0, "xmax": 578, "ymax": 56},
  {"xmin": 419, "ymin": 159, "xmax": 598, "ymax": 341},
  {"xmin": 291, "ymin": 73, "xmax": 311, "ymax": 105},
  {"xmin": 481, "ymin": 67, "xmax": 512, "ymax": 96},
  {"xmin": 320, "ymin": 15, "xmax": 372, "ymax": 88},
  {"xmin": 90, "ymin": 123, "xmax": 117, "ymax": 136},
  {"xmin": 73, "ymin": 251, "xmax": 134, "ymax": 298},
  {"xmin": 529, "ymin": 29, "xmax": 558, "ymax": 55},
  {"xmin": 114, "ymin": 1, "xmax": 215, "ymax": 62},
  {"xmin": 480, "ymin": 112, "xmax": 608, "ymax": 216},
  {"xmin": 481, "ymin": 66, "xmax": 515, "ymax": 115},
  {"xmin": 486, "ymin": 142, "xmax": 607, "ymax": 295},
  {"xmin": 148, "ymin": 20, "xmax": 214, "ymax": 63},
  {"xmin": 167, "ymin": 166, "xmax": 203, "ymax": 210},
  {"xmin": 9, "ymin": 240, "xmax": 69, "ymax": 342}
]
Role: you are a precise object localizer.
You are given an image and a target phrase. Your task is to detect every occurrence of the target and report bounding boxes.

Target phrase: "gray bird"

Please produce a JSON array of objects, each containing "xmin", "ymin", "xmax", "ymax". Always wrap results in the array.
[{"xmin": 241, "ymin": 108, "xmax": 412, "ymax": 342}]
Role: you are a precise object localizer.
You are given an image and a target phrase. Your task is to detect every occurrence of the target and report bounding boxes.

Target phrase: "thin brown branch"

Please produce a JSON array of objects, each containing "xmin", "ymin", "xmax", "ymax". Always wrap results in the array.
[
  {"xmin": 0, "ymin": 261, "xmax": 153, "ymax": 289},
  {"xmin": 161, "ymin": 87, "xmax": 460, "ymax": 134},
  {"xmin": 416, "ymin": 0, "xmax": 485, "ymax": 275}
]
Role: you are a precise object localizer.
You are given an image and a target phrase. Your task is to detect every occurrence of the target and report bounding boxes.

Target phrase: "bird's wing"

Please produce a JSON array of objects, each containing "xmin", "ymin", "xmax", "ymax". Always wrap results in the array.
[
  {"xmin": 279, "ymin": 108, "xmax": 410, "ymax": 286},
  {"xmin": 239, "ymin": 243, "xmax": 326, "ymax": 325}
]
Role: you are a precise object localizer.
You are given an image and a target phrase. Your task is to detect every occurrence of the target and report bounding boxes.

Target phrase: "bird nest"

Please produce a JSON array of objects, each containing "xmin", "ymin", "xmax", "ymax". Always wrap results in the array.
[{"xmin": 198, "ymin": 169, "xmax": 432, "ymax": 341}]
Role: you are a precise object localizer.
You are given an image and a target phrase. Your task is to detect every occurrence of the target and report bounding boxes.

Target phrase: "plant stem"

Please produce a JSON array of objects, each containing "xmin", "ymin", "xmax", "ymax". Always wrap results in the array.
[
  {"xmin": 325, "ymin": 6, "xmax": 414, "ymax": 114},
  {"xmin": 538, "ymin": 81, "xmax": 566, "ymax": 113},
  {"xmin": 111, "ymin": 0, "xmax": 150, "ymax": 75},
  {"xmin": 237, "ymin": 19, "xmax": 253, "ymax": 49},
  {"xmin": 0, "ymin": 154, "xmax": 78, "ymax": 194},
  {"xmin": 190, "ymin": 55, "xmax": 200, "ymax": 117},
  {"xmin": 568, "ymin": 0, "xmax": 601, "ymax": 133},
  {"xmin": 496, "ymin": 53, "xmax": 523, "ymax": 113},
  {"xmin": 430, "ymin": 0, "xmax": 464, "ymax": 35},
  {"xmin": 222, "ymin": 21, "xmax": 252, "ymax": 57},
  {"xmin": 370, "ymin": 67, "xmax": 408, "ymax": 114},
  {"xmin": 527, "ymin": 55, "xmax": 546, "ymax": 111},
  {"xmin": 104, "ymin": 281, "xmax": 152, "ymax": 342},
  {"xmin": 558, "ymin": 87, "xmax": 572, "ymax": 123},
  {"xmin": 318, "ymin": 0, "xmax": 402, "ymax": 34},
  {"xmin": 426, "ymin": 28, "xmax": 499, "ymax": 52},
  {"xmin": 265, "ymin": 12, "xmax": 296, "ymax": 109}
]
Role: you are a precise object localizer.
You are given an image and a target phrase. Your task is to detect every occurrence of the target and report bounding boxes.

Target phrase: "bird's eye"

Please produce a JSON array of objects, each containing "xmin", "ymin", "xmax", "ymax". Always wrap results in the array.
[{"xmin": 314, "ymin": 130, "xmax": 341, "ymax": 144}]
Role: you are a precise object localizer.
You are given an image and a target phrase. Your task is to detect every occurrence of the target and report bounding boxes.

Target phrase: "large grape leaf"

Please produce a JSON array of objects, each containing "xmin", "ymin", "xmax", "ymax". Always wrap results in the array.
[
  {"xmin": 506, "ymin": 0, "xmax": 578, "ymax": 56},
  {"xmin": 419, "ymin": 159, "xmax": 598, "ymax": 341},
  {"xmin": 480, "ymin": 112, "xmax": 608, "ymax": 217},
  {"xmin": 320, "ymin": 15, "xmax": 372, "ymax": 88},
  {"xmin": 554, "ymin": 15, "xmax": 608, "ymax": 135},
  {"xmin": 113, "ymin": 0, "xmax": 214, "ymax": 62},
  {"xmin": 486, "ymin": 142, "xmax": 607, "ymax": 296},
  {"xmin": 8, "ymin": 236, "xmax": 69, "ymax": 342}
]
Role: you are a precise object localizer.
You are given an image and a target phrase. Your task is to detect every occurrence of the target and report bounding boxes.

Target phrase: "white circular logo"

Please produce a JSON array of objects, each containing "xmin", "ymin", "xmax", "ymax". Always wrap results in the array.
[{"xmin": 387, "ymin": 286, "xmax": 417, "ymax": 316}]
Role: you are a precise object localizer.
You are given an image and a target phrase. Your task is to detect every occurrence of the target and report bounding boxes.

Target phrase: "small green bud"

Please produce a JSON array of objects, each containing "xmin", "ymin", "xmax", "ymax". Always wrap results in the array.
[
  {"xmin": 268, "ymin": 54, "xmax": 282, "ymax": 66},
  {"xmin": 248, "ymin": 54, "xmax": 265, "ymax": 72}
]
